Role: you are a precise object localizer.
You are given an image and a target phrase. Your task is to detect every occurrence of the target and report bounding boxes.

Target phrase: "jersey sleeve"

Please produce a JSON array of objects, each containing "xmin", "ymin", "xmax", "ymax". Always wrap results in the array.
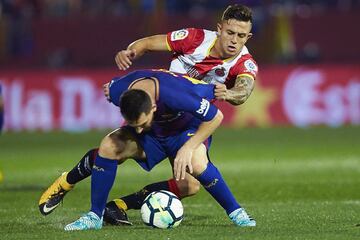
[
  {"xmin": 166, "ymin": 28, "xmax": 205, "ymax": 54},
  {"xmin": 233, "ymin": 56, "xmax": 259, "ymax": 80},
  {"xmin": 108, "ymin": 77, "xmax": 125, "ymax": 106}
]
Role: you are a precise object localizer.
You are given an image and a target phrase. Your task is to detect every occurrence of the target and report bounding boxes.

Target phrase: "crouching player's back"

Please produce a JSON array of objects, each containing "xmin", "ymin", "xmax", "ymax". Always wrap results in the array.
[{"xmin": 108, "ymin": 69, "xmax": 217, "ymax": 137}]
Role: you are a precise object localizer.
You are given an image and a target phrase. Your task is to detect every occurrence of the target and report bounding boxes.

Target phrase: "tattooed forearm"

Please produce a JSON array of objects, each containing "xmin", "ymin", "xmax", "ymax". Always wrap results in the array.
[{"xmin": 226, "ymin": 76, "xmax": 255, "ymax": 105}]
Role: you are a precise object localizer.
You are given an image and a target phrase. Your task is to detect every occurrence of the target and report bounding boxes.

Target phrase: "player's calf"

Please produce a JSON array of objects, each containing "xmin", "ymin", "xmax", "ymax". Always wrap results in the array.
[{"xmin": 175, "ymin": 174, "xmax": 201, "ymax": 197}]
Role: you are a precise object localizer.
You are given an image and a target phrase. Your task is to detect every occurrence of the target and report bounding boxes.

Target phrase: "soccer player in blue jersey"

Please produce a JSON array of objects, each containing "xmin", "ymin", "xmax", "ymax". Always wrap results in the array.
[{"xmin": 40, "ymin": 69, "xmax": 255, "ymax": 230}]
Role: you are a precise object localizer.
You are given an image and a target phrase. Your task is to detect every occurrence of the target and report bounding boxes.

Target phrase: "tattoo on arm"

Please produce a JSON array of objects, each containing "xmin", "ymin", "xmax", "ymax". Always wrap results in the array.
[{"xmin": 226, "ymin": 76, "xmax": 255, "ymax": 105}]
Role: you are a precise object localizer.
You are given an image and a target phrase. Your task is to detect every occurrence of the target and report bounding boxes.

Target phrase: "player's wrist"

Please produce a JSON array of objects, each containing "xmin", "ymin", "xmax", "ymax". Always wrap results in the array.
[{"xmin": 183, "ymin": 141, "xmax": 197, "ymax": 151}]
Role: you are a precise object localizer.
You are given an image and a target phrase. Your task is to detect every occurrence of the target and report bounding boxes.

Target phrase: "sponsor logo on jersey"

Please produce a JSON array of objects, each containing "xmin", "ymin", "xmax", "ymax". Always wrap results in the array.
[
  {"xmin": 244, "ymin": 59, "xmax": 258, "ymax": 75},
  {"xmin": 186, "ymin": 66, "xmax": 202, "ymax": 79},
  {"xmin": 171, "ymin": 29, "xmax": 189, "ymax": 41},
  {"xmin": 196, "ymin": 98, "xmax": 210, "ymax": 117},
  {"xmin": 214, "ymin": 67, "xmax": 226, "ymax": 77}
]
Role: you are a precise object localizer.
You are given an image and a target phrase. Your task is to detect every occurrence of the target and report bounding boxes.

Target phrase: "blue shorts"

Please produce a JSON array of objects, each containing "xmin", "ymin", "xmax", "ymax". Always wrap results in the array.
[{"xmin": 125, "ymin": 127, "xmax": 212, "ymax": 171}]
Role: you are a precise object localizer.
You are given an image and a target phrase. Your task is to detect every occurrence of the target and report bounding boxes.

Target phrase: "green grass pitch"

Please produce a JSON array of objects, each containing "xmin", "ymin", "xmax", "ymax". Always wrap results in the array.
[{"xmin": 0, "ymin": 127, "xmax": 359, "ymax": 239}]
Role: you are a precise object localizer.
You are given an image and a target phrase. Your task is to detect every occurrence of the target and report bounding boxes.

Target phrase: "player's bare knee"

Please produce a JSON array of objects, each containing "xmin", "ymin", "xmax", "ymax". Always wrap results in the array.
[
  {"xmin": 191, "ymin": 144, "xmax": 209, "ymax": 176},
  {"xmin": 98, "ymin": 135, "xmax": 121, "ymax": 160},
  {"xmin": 99, "ymin": 128, "xmax": 143, "ymax": 162}
]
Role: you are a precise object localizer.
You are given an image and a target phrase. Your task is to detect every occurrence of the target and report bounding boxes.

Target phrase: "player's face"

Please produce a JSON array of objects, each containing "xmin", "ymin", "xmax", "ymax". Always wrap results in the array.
[
  {"xmin": 128, "ymin": 106, "xmax": 156, "ymax": 134},
  {"xmin": 216, "ymin": 19, "xmax": 252, "ymax": 58}
]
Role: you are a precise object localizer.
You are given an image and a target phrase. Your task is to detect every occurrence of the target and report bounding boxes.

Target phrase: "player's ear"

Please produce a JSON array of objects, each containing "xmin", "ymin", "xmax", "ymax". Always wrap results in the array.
[
  {"xmin": 217, "ymin": 23, "xmax": 222, "ymax": 34},
  {"xmin": 247, "ymin": 32, "xmax": 253, "ymax": 40},
  {"xmin": 151, "ymin": 104, "xmax": 157, "ymax": 112}
]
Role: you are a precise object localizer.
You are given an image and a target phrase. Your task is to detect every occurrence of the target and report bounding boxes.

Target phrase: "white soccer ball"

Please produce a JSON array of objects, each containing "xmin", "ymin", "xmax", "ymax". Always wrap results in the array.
[{"xmin": 141, "ymin": 190, "xmax": 183, "ymax": 229}]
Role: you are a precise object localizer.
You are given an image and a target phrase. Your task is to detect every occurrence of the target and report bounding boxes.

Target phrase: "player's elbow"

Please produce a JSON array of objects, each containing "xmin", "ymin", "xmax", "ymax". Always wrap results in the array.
[{"xmin": 215, "ymin": 110, "xmax": 224, "ymax": 123}]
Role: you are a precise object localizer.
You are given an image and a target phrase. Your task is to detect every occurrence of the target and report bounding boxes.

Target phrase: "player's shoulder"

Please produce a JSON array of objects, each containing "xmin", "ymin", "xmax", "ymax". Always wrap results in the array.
[
  {"xmin": 230, "ymin": 46, "xmax": 258, "ymax": 77},
  {"xmin": 235, "ymin": 46, "xmax": 257, "ymax": 66},
  {"xmin": 169, "ymin": 28, "xmax": 205, "ymax": 41}
]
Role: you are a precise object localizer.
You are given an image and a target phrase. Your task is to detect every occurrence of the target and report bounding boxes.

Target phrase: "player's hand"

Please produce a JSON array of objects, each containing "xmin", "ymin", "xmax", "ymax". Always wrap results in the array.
[
  {"xmin": 173, "ymin": 145, "xmax": 194, "ymax": 181},
  {"xmin": 103, "ymin": 83, "xmax": 110, "ymax": 100},
  {"xmin": 214, "ymin": 83, "xmax": 227, "ymax": 101},
  {"xmin": 115, "ymin": 49, "xmax": 137, "ymax": 70}
]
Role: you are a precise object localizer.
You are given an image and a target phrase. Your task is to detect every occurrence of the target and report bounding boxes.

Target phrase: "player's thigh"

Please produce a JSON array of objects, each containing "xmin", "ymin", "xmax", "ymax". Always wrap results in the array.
[
  {"xmin": 191, "ymin": 144, "xmax": 209, "ymax": 176},
  {"xmin": 99, "ymin": 127, "xmax": 145, "ymax": 161}
]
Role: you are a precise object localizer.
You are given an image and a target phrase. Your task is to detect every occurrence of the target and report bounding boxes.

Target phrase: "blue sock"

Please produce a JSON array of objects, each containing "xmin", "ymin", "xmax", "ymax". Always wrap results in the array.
[
  {"xmin": 90, "ymin": 154, "xmax": 118, "ymax": 218},
  {"xmin": 196, "ymin": 162, "xmax": 240, "ymax": 215}
]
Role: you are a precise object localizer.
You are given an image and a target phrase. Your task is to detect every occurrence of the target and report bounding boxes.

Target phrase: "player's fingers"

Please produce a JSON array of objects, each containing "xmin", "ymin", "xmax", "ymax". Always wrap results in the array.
[
  {"xmin": 116, "ymin": 57, "xmax": 127, "ymax": 70},
  {"xmin": 118, "ymin": 57, "xmax": 130, "ymax": 70},
  {"xmin": 173, "ymin": 158, "xmax": 180, "ymax": 180},
  {"xmin": 215, "ymin": 83, "xmax": 226, "ymax": 88},
  {"xmin": 214, "ymin": 90, "xmax": 226, "ymax": 94},
  {"xmin": 214, "ymin": 85, "xmax": 226, "ymax": 91},
  {"xmin": 187, "ymin": 161, "xmax": 193, "ymax": 174},
  {"xmin": 179, "ymin": 161, "xmax": 185, "ymax": 180},
  {"xmin": 214, "ymin": 92, "xmax": 222, "ymax": 98},
  {"xmin": 214, "ymin": 92, "xmax": 226, "ymax": 98},
  {"xmin": 115, "ymin": 55, "xmax": 124, "ymax": 70},
  {"xmin": 215, "ymin": 95, "xmax": 226, "ymax": 101},
  {"xmin": 123, "ymin": 54, "xmax": 132, "ymax": 66},
  {"xmin": 181, "ymin": 163, "xmax": 186, "ymax": 180}
]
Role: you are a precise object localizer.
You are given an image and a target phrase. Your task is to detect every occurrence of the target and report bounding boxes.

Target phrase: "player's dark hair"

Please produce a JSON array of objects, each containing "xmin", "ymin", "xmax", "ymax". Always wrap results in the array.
[
  {"xmin": 222, "ymin": 4, "xmax": 252, "ymax": 23},
  {"xmin": 119, "ymin": 89, "xmax": 152, "ymax": 122}
]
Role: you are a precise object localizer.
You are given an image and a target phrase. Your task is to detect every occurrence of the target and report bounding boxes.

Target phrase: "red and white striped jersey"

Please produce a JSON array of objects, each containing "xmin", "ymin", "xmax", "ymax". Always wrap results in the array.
[{"xmin": 166, "ymin": 28, "xmax": 258, "ymax": 89}]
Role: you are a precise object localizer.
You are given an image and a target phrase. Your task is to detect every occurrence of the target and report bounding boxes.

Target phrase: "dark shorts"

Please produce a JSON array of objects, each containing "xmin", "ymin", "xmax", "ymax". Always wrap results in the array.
[{"xmin": 125, "ymin": 126, "xmax": 212, "ymax": 171}]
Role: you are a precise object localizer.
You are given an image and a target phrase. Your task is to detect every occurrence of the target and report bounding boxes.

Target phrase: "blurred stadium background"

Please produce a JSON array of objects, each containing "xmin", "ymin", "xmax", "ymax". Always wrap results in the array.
[
  {"xmin": 0, "ymin": 1, "xmax": 359, "ymax": 239},
  {"xmin": 0, "ymin": 0, "xmax": 359, "ymax": 129}
]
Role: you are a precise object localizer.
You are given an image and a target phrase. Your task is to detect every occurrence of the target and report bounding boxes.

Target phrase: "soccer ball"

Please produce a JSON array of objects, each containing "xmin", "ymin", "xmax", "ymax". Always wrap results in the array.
[{"xmin": 141, "ymin": 190, "xmax": 183, "ymax": 229}]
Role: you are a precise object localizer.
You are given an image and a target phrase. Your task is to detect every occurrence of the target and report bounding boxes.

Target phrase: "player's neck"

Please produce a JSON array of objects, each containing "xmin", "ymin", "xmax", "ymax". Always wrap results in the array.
[{"xmin": 209, "ymin": 41, "xmax": 223, "ymax": 58}]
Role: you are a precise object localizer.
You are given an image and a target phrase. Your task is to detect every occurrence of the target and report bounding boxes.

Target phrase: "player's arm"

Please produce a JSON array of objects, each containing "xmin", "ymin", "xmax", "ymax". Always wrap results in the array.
[
  {"xmin": 115, "ymin": 35, "xmax": 169, "ymax": 70},
  {"xmin": 172, "ymin": 93, "xmax": 223, "ymax": 180},
  {"xmin": 214, "ymin": 75, "xmax": 255, "ymax": 106},
  {"xmin": 174, "ymin": 109, "xmax": 223, "ymax": 180}
]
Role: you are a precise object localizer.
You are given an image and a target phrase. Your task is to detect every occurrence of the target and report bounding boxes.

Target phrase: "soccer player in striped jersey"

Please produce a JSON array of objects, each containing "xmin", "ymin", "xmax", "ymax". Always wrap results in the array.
[
  {"xmin": 115, "ymin": 4, "xmax": 257, "ymax": 106},
  {"xmin": 109, "ymin": 4, "xmax": 257, "ymax": 223},
  {"xmin": 38, "ymin": 5, "xmax": 257, "ymax": 226}
]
